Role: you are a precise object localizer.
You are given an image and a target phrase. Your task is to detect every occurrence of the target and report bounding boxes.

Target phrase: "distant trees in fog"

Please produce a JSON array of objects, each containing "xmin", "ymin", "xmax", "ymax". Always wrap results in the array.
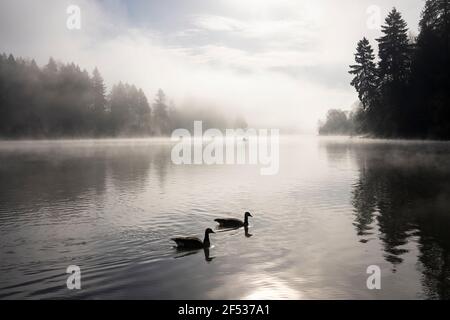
[
  {"xmin": 321, "ymin": 1, "xmax": 450, "ymax": 139},
  {"xmin": 318, "ymin": 109, "xmax": 355, "ymax": 136},
  {"xmin": 109, "ymin": 82, "xmax": 152, "ymax": 136},
  {"xmin": 152, "ymin": 89, "xmax": 171, "ymax": 136},
  {"xmin": 0, "ymin": 54, "xmax": 239, "ymax": 138}
]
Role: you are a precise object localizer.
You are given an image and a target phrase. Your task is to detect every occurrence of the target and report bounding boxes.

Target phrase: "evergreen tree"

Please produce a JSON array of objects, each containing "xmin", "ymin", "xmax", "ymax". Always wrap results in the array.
[
  {"xmin": 109, "ymin": 82, "xmax": 153, "ymax": 136},
  {"xmin": 91, "ymin": 68, "xmax": 107, "ymax": 114},
  {"xmin": 414, "ymin": 0, "xmax": 450, "ymax": 138},
  {"xmin": 378, "ymin": 8, "xmax": 411, "ymax": 85},
  {"xmin": 377, "ymin": 8, "xmax": 412, "ymax": 136},
  {"xmin": 110, "ymin": 82, "xmax": 129, "ymax": 135},
  {"xmin": 90, "ymin": 67, "xmax": 107, "ymax": 135},
  {"xmin": 349, "ymin": 38, "xmax": 379, "ymax": 111},
  {"xmin": 0, "ymin": 55, "xmax": 6, "ymax": 135},
  {"xmin": 136, "ymin": 88, "xmax": 152, "ymax": 134},
  {"xmin": 153, "ymin": 89, "xmax": 170, "ymax": 135},
  {"xmin": 349, "ymin": 38, "xmax": 381, "ymax": 134},
  {"xmin": 45, "ymin": 57, "xmax": 58, "ymax": 74}
]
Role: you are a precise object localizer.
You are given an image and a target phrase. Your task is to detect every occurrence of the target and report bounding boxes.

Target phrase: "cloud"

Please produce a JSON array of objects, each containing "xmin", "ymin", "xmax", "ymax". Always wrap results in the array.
[{"xmin": 192, "ymin": 15, "xmax": 245, "ymax": 32}]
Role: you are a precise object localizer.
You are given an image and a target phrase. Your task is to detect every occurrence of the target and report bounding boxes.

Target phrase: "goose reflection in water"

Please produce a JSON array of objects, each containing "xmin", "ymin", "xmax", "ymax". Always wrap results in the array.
[
  {"xmin": 174, "ymin": 247, "xmax": 215, "ymax": 262},
  {"xmin": 215, "ymin": 225, "xmax": 253, "ymax": 238}
]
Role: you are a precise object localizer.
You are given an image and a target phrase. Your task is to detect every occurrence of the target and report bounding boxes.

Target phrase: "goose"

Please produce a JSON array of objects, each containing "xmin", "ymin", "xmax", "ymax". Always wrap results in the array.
[
  {"xmin": 171, "ymin": 228, "xmax": 215, "ymax": 249},
  {"xmin": 215, "ymin": 212, "xmax": 252, "ymax": 228}
]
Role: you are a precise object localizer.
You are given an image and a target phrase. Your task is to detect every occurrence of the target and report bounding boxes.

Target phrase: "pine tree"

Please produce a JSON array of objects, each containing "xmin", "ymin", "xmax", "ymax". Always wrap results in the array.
[
  {"xmin": 45, "ymin": 57, "xmax": 58, "ymax": 74},
  {"xmin": 91, "ymin": 67, "xmax": 107, "ymax": 114},
  {"xmin": 153, "ymin": 89, "xmax": 170, "ymax": 135},
  {"xmin": 420, "ymin": 0, "xmax": 450, "ymax": 35},
  {"xmin": 414, "ymin": 0, "xmax": 450, "ymax": 138},
  {"xmin": 422, "ymin": 0, "xmax": 450, "ymax": 87},
  {"xmin": 376, "ymin": 8, "xmax": 412, "ymax": 136},
  {"xmin": 90, "ymin": 67, "xmax": 107, "ymax": 134},
  {"xmin": 109, "ymin": 82, "xmax": 128, "ymax": 134},
  {"xmin": 349, "ymin": 38, "xmax": 379, "ymax": 111},
  {"xmin": 136, "ymin": 88, "xmax": 151, "ymax": 134},
  {"xmin": 377, "ymin": 8, "xmax": 411, "ymax": 85}
]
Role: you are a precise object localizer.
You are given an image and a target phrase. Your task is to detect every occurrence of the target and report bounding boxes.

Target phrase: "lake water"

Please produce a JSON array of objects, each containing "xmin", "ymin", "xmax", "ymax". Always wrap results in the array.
[{"xmin": 0, "ymin": 137, "xmax": 450, "ymax": 300}]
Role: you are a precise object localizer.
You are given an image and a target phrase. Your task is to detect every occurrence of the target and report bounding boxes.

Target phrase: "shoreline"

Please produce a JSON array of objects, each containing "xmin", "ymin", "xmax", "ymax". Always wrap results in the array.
[
  {"xmin": 1, "ymin": 134, "xmax": 450, "ymax": 144},
  {"xmin": 319, "ymin": 134, "xmax": 450, "ymax": 143}
]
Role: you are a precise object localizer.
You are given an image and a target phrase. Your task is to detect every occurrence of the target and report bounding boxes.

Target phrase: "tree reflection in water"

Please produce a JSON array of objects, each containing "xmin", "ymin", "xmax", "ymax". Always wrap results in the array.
[{"xmin": 326, "ymin": 141, "xmax": 450, "ymax": 299}]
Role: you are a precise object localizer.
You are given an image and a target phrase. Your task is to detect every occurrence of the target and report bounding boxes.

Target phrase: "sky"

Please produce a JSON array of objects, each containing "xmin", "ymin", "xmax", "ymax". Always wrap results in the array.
[{"xmin": 0, "ymin": 0, "xmax": 424, "ymax": 132}]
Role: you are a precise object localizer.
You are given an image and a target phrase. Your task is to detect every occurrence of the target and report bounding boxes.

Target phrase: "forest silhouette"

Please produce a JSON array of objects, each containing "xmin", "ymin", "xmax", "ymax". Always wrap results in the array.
[
  {"xmin": 0, "ymin": 55, "xmax": 244, "ymax": 138},
  {"xmin": 320, "ymin": 0, "xmax": 449, "ymax": 139}
]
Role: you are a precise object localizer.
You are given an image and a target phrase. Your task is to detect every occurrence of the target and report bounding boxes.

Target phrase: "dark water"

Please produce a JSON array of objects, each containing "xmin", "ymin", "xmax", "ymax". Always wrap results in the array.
[{"xmin": 0, "ymin": 137, "xmax": 450, "ymax": 300}]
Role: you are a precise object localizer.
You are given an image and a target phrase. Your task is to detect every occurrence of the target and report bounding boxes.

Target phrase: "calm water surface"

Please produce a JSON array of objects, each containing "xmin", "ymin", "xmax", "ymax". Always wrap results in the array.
[{"xmin": 1, "ymin": 137, "xmax": 450, "ymax": 299}]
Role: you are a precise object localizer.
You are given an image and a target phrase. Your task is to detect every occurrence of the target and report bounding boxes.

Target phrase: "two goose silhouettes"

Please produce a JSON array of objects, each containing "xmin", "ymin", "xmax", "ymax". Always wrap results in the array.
[{"xmin": 171, "ymin": 212, "xmax": 252, "ymax": 249}]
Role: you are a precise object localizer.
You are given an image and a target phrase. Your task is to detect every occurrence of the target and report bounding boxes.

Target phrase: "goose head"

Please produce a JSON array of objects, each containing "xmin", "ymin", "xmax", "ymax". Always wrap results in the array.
[
  {"xmin": 203, "ymin": 228, "xmax": 215, "ymax": 247},
  {"xmin": 244, "ymin": 212, "xmax": 253, "ymax": 225}
]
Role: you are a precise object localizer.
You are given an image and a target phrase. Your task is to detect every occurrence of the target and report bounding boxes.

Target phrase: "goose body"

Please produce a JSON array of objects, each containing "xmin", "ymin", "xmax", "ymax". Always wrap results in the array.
[
  {"xmin": 215, "ymin": 212, "xmax": 252, "ymax": 228},
  {"xmin": 171, "ymin": 228, "xmax": 215, "ymax": 249}
]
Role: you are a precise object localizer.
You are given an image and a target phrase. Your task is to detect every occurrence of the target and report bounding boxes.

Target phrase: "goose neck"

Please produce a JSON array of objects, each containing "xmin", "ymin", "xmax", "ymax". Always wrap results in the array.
[{"xmin": 203, "ymin": 232, "xmax": 210, "ymax": 246}]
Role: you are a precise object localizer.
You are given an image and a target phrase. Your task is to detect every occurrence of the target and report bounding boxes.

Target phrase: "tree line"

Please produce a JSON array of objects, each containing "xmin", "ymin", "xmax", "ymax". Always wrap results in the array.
[
  {"xmin": 318, "ymin": 109, "xmax": 355, "ymax": 136},
  {"xmin": 0, "ymin": 54, "xmax": 244, "ymax": 138},
  {"xmin": 320, "ymin": 0, "xmax": 450, "ymax": 139}
]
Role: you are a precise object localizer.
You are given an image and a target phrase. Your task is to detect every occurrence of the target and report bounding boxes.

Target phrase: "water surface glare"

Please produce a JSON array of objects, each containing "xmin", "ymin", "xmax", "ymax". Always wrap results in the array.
[{"xmin": 1, "ymin": 137, "xmax": 450, "ymax": 299}]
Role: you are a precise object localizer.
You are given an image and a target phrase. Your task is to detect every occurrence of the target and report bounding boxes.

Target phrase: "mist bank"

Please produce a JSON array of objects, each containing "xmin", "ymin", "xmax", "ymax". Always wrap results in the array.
[
  {"xmin": 321, "ymin": 1, "xmax": 450, "ymax": 140},
  {"xmin": 0, "ymin": 53, "xmax": 248, "ymax": 139}
]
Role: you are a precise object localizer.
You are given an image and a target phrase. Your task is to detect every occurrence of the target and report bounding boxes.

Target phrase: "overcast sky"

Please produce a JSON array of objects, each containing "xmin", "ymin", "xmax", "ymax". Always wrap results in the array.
[{"xmin": 0, "ymin": 0, "xmax": 424, "ymax": 132}]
